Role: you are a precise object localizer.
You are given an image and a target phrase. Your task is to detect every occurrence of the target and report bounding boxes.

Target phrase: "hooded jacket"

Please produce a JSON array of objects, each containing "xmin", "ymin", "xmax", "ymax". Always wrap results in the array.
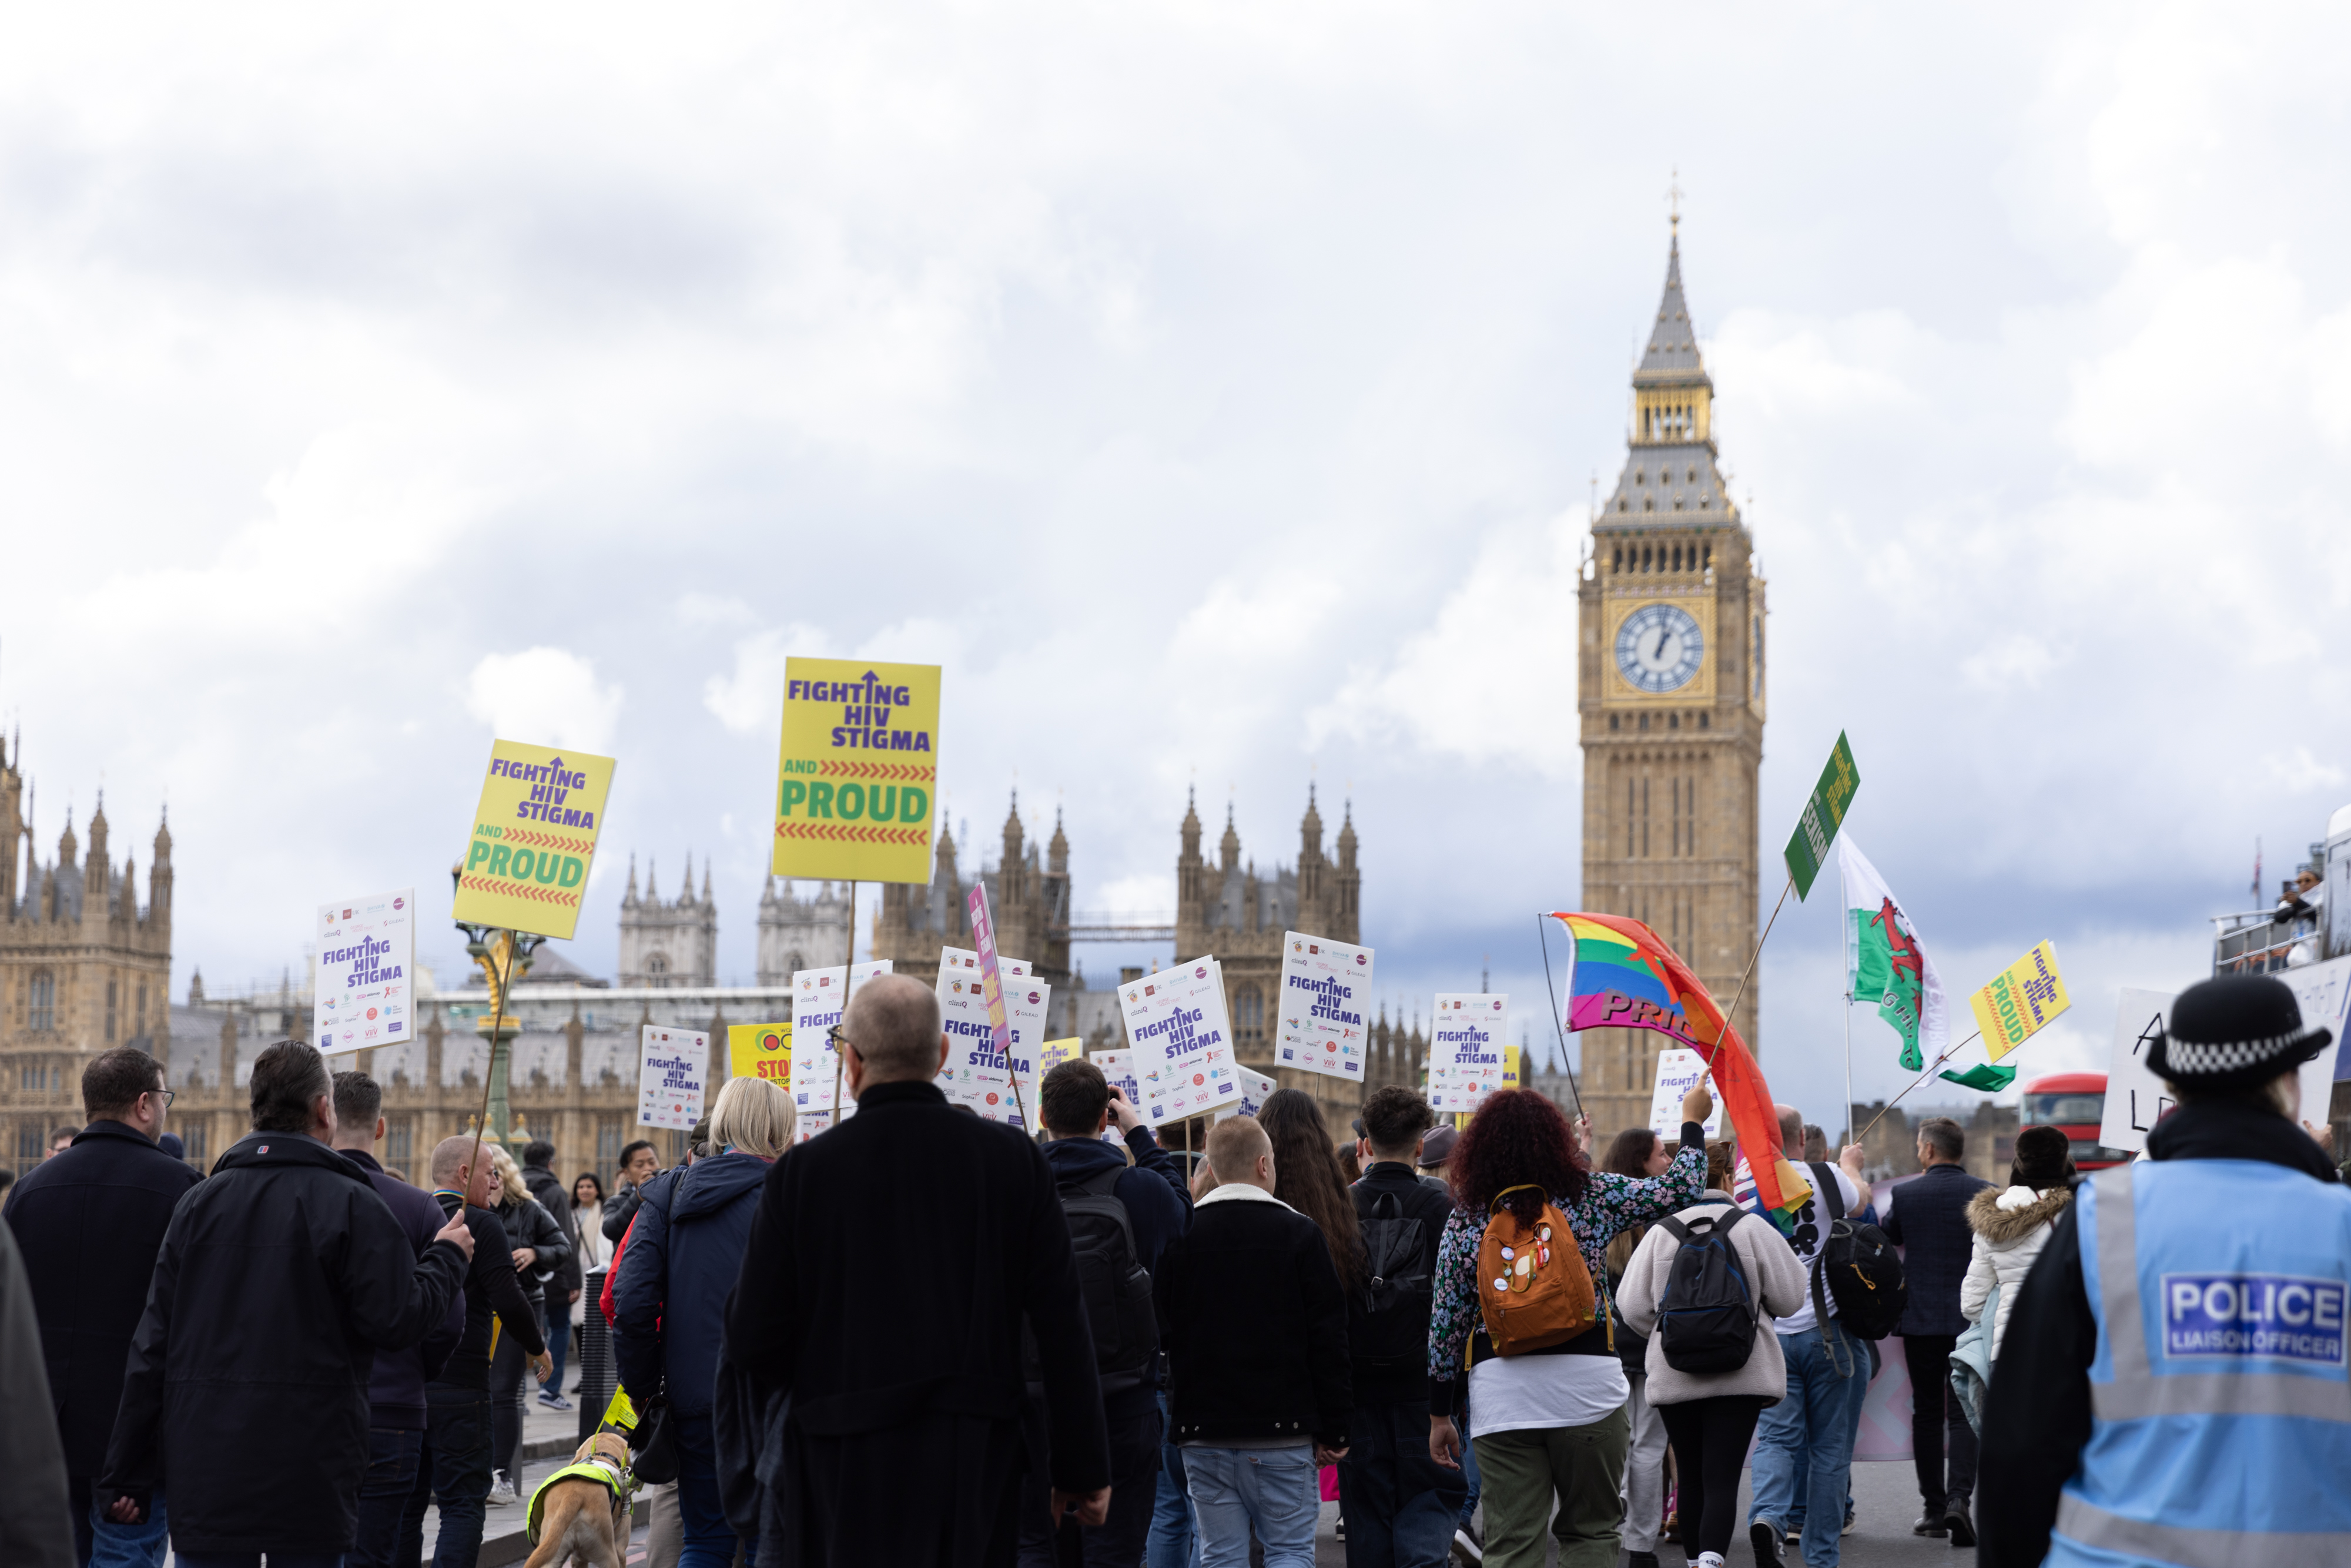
[
  {"xmin": 97, "ymin": 1130, "xmax": 467, "ymax": 1556},
  {"xmin": 1619, "ymin": 1196, "xmax": 1810, "ymax": 1406},
  {"xmin": 495, "ymin": 1188, "xmax": 571, "ymax": 1308},
  {"xmin": 340, "ymin": 1148, "xmax": 465, "ymax": 1429},
  {"xmin": 1039, "ymin": 1125, "xmax": 1194, "ymax": 1276},
  {"xmin": 613, "ymin": 1152, "xmax": 771, "ymax": 1418},
  {"xmin": 1, "ymin": 1118, "xmax": 200, "ymax": 1483},
  {"xmin": 1959, "ymin": 1184, "xmax": 2071, "ymax": 1359}
]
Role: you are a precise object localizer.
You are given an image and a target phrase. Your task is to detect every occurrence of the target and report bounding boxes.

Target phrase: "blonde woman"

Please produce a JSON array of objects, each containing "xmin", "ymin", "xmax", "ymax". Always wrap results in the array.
[
  {"xmin": 485, "ymin": 1143, "xmax": 570, "ymax": 1501},
  {"xmin": 612, "ymin": 1076, "xmax": 795, "ymax": 1567}
]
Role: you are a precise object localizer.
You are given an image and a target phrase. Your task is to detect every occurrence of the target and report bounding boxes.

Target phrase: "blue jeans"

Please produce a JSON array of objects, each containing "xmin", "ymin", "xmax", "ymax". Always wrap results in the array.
[
  {"xmin": 1751, "ymin": 1328, "xmax": 1870, "ymax": 1568},
  {"xmin": 347, "ymin": 1428, "xmax": 421, "ymax": 1568},
  {"xmin": 675, "ymin": 1412, "xmax": 755, "ymax": 1568},
  {"xmin": 1147, "ymin": 1392, "xmax": 1198, "ymax": 1568},
  {"xmin": 175, "ymin": 1556, "xmax": 343, "ymax": 1568},
  {"xmin": 83, "ymin": 1485, "xmax": 168, "ymax": 1568},
  {"xmin": 545, "ymin": 1295, "xmax": 571, "ymax": 1394},
  {"xmin": 1784, "ymin": 1334, "xmax": 1877, "ymax": 1540},
  {"xmin": 1337, "ymin": 1401, "xmax": 1465, "ymax": 1568},
  {"xmin": 1456, "ymin": 1432, "xmax": 1481, "ymax": 1530},
  {"xmin": 398, "ymin": 1385, "xmax": 489, "ymax": 1568},
  {"xmin": 1183, "ymin": 1446, "xmax": 1318, "ymax": 1568}
]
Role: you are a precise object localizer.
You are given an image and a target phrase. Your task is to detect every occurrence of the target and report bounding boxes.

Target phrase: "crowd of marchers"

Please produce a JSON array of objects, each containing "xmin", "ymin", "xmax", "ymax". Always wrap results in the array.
[{"xmin": 0, "ymin": 969, "xmax": 2343, "ymax": 1568}]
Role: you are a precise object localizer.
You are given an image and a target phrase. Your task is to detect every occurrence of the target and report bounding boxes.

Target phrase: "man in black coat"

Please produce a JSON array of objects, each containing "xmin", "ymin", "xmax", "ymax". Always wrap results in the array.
[
  {"xmin": 398, "ymin": 1133, "xmax": 551, "ymax": 1568},
  {"xmin": 727, "ymin": 974, "xmax": 1111, "ymax": 1567},
  {"xmin": 1017, "ymin": 1058, "xmax": 1194, "ymax": 1567},
  {"xmin": 1341, "ymin": 1085, "xmax": 1463, "ymax": 1568},
  {"xmin": 3, "ymin": 1046, "xmax": 199, "ymax": 1564},
  {"xmin": 1879, "ymin": 1114, "xmax": 1992, "ymax": 1544},
  {"xmin": 1155, "ymin": 1114, "xmax": 1351, "ymax": 1568},
  {"xmin": 329, "ymin": 1071, "xmax": 465, "ymax": 1568},
  {"xmin": 96, "ymin": 1040, "xmax": 473, "ymax": 1563}
]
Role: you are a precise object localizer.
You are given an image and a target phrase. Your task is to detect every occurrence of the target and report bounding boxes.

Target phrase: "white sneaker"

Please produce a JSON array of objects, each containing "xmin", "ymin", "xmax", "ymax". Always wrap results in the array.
[
  {"xmin": 487, "ymin": 1469, "xmax": 518, "ymax": 1506},
  {"xmin": 1451, "ymin": 1526, "xmax": 1484, "ymax": 1564}
]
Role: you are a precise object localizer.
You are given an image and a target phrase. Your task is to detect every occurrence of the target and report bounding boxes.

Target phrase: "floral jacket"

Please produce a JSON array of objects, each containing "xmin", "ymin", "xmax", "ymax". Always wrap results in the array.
[{"xmin": 1426, "ymin": 1131, "xmax": 1706, "ymax": 1404}]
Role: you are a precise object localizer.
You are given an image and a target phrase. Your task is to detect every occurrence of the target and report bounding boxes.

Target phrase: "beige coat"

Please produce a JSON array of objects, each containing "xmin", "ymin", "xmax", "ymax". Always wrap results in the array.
[
  {"xmin": 1617, "ymin": 1198, "xmax": 1811, "ymax": 1406},
  {"xmin": 1959, "ymin": 1184, "xmax": 2071, "ymax": 1359}
]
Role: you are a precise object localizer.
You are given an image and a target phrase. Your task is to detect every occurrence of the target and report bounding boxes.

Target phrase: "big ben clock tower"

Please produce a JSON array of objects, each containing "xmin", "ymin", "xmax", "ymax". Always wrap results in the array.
[{"xmin": 1577, "ymin": 223, "xmax": 1767, "ymax": 1137}]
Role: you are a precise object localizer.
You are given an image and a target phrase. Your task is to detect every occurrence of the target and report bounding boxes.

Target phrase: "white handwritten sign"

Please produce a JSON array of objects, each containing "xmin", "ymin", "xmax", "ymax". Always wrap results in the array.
[
  {"xmin": 637, "ymin": 1026, "xmax": 708, "ymax": 1130},
  {"xmin": 2102, "ymin": 961, "xmax": 2350, "ymax": 1152}
]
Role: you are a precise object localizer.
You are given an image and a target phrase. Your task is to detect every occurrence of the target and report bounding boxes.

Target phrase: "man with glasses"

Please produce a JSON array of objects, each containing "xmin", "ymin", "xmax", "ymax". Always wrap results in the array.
[{"xmin": 2, "ymin": 1048, "xmax": 197, "ymax": 1567}]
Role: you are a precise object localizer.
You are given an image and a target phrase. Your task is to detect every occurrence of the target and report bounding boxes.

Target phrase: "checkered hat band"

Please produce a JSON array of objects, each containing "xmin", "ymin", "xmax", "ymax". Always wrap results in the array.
[{"xmin": 2164, "ymin": 1028, "xmax": 2313, "ymax": 1076}]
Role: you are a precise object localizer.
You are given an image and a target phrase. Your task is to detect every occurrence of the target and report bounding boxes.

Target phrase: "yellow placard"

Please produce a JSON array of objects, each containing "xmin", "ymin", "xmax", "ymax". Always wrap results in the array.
[
  {"xmin": 452, "ymin": 740, "xmax": 617, "ymax": 940},
  {"xmin": 1970, "ymin": 940, "xmax": 2069, "ymax": 1063},
  {"xmin": 728, "ymin": 1021, "xmax": 793, "ymax": 1088},
  {"xmin": 772, "ymin": 658, "xmax": 941, "ymax": 884},
  {"xmin": 1037, "ymin": 1037, "xmax": 1084, "ymax": 1074}
]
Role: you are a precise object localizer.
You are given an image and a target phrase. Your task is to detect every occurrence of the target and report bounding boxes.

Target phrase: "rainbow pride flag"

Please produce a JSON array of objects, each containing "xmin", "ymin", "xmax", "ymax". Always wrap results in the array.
[{"xmin": 1548, "ymin": 912, "xmax": 1809, "ymax": 1234}]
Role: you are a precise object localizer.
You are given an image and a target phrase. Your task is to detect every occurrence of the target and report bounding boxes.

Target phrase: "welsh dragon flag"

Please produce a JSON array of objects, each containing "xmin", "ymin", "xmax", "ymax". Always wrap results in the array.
[{"xmin": 1837, "ymin": 835, "xmax": 1947, "ymax": 1071}]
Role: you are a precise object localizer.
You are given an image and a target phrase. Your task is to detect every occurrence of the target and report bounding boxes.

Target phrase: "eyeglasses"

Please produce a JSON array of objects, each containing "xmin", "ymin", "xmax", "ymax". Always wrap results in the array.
[
  {"xmin": 149, "ymin": 1088, "xmax": 176, "ymax": 1109},
  {"xmin": 828, "ymin": 1025, "xmax": 851, "ymax": 1053}
]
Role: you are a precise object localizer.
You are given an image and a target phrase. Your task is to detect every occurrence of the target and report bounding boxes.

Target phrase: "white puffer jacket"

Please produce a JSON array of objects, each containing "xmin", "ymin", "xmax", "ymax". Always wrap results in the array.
[{"xmin": 1959, "ymin": 1183, "xmax": 2072, "ymax": 1359}]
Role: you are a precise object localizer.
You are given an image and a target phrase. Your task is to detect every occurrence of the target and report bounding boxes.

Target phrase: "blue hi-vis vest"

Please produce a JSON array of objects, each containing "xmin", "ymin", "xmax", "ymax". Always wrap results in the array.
[{"xmin": 2049, "ymin": 1161, "xmax": 2351, "ymax": 1567}]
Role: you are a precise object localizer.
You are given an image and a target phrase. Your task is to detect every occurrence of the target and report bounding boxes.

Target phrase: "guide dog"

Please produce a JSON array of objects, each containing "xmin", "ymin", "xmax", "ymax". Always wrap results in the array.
[{"xmin": 523, "ymin": 1430, "xmax": 635, "ymax": 1568}]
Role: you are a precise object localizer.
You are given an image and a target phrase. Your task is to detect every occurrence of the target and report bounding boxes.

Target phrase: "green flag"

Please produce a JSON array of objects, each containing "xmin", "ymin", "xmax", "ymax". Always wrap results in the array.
[
  {"xmin": 1783, "ymin": 732, "xmax": 1860, "ymax": 900},
  {"xmin": 1939, "ymin": 1063, "xmax": 2017, "ymax": 1093}
]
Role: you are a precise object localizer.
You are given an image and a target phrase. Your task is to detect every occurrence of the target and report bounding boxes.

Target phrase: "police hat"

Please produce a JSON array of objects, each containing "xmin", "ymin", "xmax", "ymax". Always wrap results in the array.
[{"xmin": 2148, "ymin": 974, "xmax": 2333, "ymax": 1090}]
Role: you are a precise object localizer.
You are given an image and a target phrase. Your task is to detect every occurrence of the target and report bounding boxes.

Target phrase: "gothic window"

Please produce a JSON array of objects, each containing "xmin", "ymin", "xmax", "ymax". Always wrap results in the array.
[
  {"xmin": 106, "ymin": 978, "xmax": 118, "ymax": 1043},
  {"xmin": 1698, "ymin": 712, "xmax": 1709, "ymax": 731},
  {"xmin": 1235, "ymin": 984, "xmax": 1264, "ymax": 1049},
  {"xmin": 598, "ymin": 1115, "xmax": 626, "ymax": 1171},
  {"xmin": 15, "ymin": 1123, "xmax": 41, "ymax": 1165},
  {"xmin": 1703, "ymin": 543, "xmax": 1713, "ymax": 570},
  {"xmin": 135, "ymin": 981, "xmax": 147, "ymax": 1037},
  {"xmin": 646, "ymin": 952, "xmax": 669, "ymax": 989},
  {"xmin": 182, "ymin": 1120, "xmax": 209, "ymax": 1167},
  {"xmin": 1670, "ymin": 544, "xmax": 1681, "ymax": 570},
  {"xmin": 1668, "ymin": 713, "xmax": 1679, "ymax": 732},
  {"xmin": 1643, "ymin": 498, "xmax": 1654, "ymax": 512},
  {"xmin": 28, "ymin": 971, "xmax": 53, "ymax": 1033},
  {"xmin": 1609, "ymin": 713, "xmax": 1620, "ymax": 732},
  {"xmin": 386, "ymin": 1117, "xmax": 413, "ymax": 1174}
]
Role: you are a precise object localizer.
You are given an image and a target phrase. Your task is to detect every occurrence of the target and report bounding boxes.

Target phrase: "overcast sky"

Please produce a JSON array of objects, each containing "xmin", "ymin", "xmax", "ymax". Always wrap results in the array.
[{"xmin": 5, "ymin": 2, "xmax": 2346, "ymax": 1134}]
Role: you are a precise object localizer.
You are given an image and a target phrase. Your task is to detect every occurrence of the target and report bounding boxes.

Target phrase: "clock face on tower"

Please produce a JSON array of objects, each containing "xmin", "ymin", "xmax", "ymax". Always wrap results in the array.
[{"xmin": 1615, "ymin": 603, "xmax": 1706, "ymax": 693}]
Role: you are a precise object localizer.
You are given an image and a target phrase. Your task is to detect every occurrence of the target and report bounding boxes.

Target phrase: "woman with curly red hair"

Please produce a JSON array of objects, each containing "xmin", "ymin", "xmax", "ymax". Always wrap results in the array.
[{"xmin": 1427, "ymin": 1081, "xmax": 1713, "ymax": 1568}]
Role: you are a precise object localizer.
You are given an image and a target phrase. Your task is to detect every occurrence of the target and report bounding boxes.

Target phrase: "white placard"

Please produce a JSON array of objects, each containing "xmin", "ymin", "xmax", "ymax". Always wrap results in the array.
[
  {"xmin": 1118, "ymin": 960, "xmax": 1242, "ymax": 1127},
  {"xmin": 638, "ymin": 1026, "xmax": 708, "ymax": 1130},
  {"xmin": 937, "ymin": 967, "xmax": 1051, "ymax": 1131},
  {"xmin": 2100, "ymin": 960, "xmax": 2351, "ymax": 1152},
  {"xmin": 1429, "ymin": 993, "xmax": 1512, "ymax": 1113},
  {"xmin": 1091, "ymin": 1050, "xmax": 1141, "ymax": 1107},
  {"xmin": 1274, "ymin": 932, "xmax": 1374, "ymax": 1081},
  {"xmin": 314, "ymin": 888, "xmax": 417, "ymax": 1055},
  {"xmin": 790, "ymin": 960, "xmax": 895, "ymax": 1115},
  {"xmin": 939, "ymin": 946, "xmax": 1032, "ymax": 979},
  {"xmin": 1216, "ymin": 1064, "xmax": 1280, "ymax": 1121},
  {"xmin": 1647, "ymin": 1048, "xmax": 1726, "ymax": 1137}
]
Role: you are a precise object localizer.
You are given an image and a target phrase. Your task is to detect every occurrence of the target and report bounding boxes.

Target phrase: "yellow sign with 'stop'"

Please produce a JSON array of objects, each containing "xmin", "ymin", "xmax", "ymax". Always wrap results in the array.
[
  {"xmin": 772, "ymin": 658, "xmax": 941, "ymax": 884},
  {"xmin": 451, "ymin": 739, "xmax": 617, "ymax": 940}
]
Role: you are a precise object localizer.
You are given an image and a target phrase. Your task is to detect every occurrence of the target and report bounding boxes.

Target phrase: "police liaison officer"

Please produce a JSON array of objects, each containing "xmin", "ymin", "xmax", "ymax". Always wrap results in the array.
[{"xmin": 1977, "ymin": 974, "xmax": 2351, "ymax": 1566}]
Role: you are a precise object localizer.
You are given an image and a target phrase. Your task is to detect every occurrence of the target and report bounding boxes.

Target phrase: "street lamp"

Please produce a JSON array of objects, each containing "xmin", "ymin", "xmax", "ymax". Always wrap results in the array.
[{"xmin": 450, "ymin": 863, "xmax": 545, "ymax": 1157}]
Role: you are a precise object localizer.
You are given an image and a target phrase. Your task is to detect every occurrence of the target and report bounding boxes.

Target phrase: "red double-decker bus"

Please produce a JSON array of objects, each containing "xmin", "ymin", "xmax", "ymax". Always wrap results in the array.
[{"xmin": 2021, "ymin": 1071, "xmax": 2136, "ymax": 1171}]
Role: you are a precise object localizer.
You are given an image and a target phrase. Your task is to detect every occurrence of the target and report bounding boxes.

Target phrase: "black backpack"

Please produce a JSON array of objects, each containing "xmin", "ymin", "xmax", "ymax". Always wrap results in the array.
[
  {"xmin": 1024, "ymin": 1165, "xmax": 1160, "ymax": 1396},
  {"xmin": 1807, "ymin": 1161, "xmax": 1906, "ymax": 1343},
  {"xmin": 1653, "ymin": 1208, "xmax": 1759, "ymax": 1373},
  {"xmin": 1351, "ymin": 1187, "xmax": 1434, "ymax": 1366}
]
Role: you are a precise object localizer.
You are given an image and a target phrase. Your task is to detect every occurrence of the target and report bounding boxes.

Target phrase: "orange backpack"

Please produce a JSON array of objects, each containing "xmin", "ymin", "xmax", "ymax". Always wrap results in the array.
[{"xmin": 1475, "ymin": 1184, "xmax": 1598, "ymax": 1355}]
